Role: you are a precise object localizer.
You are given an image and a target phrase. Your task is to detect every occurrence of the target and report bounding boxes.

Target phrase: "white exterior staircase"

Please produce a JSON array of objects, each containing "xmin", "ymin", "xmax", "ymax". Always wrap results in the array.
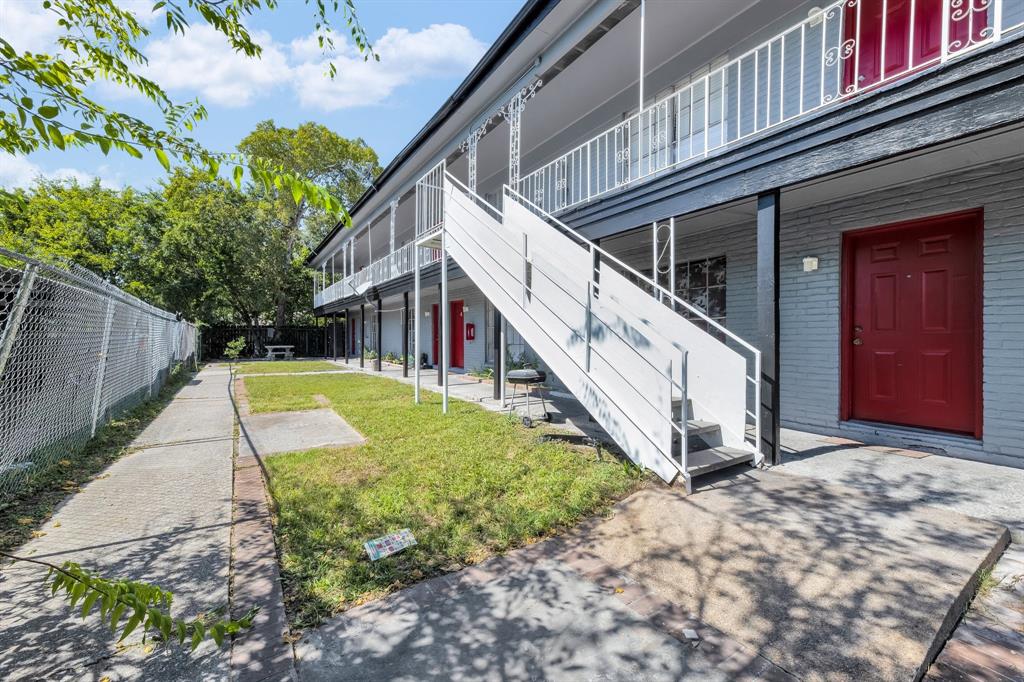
[{"xmin": 419, "ymin": 170, "xmax": 762, "ymax": 490}]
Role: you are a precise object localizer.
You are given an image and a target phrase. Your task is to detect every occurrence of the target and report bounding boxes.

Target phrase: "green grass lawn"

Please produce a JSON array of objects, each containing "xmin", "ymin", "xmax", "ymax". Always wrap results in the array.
[
  {"xmin": 234, "ymin": 360, "xmax": 340, "ymax": 375},
  {"xmin": 244, "ymin": 373, "xmax": 646, "ymax": 628}
]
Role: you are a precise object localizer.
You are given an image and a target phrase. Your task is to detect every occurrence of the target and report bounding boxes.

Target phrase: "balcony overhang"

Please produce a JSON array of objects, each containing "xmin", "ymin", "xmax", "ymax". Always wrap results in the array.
[{"xmin": 314, "ymin": 259, "xmax": 465, "ymax": 315}]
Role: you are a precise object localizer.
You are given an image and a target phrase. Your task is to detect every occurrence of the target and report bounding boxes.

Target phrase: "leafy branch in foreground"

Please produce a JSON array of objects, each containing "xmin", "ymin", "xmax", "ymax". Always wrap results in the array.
[
  {"xmin": 0, "ymin": 550, "xmax": 256, "ymax": 650},
  {"xmin": 0, "ymin": 0, "xmax": 375, "ymax": 218}
]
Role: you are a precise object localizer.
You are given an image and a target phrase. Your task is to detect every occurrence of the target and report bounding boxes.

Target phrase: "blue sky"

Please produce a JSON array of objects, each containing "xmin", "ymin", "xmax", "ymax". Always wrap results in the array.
[{"xmin": 1, "ymin": 0, "xmax": 524, "ymax": 190}]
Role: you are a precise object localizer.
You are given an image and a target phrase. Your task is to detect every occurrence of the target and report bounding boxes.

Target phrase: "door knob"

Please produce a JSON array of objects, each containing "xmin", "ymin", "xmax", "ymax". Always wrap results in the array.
[{"xmin": 852, "ymin": 338, "xmax": 863, "ymax": 346}]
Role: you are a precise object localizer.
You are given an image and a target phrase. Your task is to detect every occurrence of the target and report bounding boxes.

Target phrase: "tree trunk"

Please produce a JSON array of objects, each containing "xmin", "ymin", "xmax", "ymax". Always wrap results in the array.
[{"xmin": 274, "ymin": 198, "xmax": 306, "ymax": 331}]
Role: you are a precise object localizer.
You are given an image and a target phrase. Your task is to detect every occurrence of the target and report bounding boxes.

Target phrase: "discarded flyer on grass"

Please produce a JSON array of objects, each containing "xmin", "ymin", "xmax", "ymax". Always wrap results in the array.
[{"xmin": 364, "ymin": 529, "xmax": 417, "ymax": 561}]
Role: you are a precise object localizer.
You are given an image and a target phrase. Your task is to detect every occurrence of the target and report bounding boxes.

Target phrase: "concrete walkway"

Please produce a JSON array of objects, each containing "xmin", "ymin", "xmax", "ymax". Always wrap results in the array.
[
  {"xmin": 777, "ymin": 428, "xmax": 1024, "ymax": 540},
  {"xmin": 329, "ymin": 359, "xmax": 603, "ymax": 441},
  {"xmin": 0, "ymin": 365, "xmax": 235, "ymax": 681}
]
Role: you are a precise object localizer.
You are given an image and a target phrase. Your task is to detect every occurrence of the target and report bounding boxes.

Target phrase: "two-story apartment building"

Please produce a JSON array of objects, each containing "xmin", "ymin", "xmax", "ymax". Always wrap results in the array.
[{"xmin": 308, "ymin": 0, "xmax": 1024, "ymax": 490}]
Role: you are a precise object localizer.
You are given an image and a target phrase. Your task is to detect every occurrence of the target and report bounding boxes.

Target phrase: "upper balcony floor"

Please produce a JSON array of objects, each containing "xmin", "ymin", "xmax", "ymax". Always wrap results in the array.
[{"xmin": 312, "ymin": 0, "xmax": 1024, "ymax": 311}]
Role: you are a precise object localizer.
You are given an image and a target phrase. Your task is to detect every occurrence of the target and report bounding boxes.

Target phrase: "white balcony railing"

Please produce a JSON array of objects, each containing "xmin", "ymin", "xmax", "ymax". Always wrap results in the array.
[
  {"xmin": 315, "ymin": 240, "xmax": 442, "ymax": 307},
  {"xmin": 520, "ymin": 0, "xmax": 1022, "ymax": 215}
]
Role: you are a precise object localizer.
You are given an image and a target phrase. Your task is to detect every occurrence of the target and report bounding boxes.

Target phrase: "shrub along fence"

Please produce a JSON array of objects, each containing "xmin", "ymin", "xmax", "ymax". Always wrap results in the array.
[
  {"xmin": 0, "ymin": 248, "xmax": 197, "ymax": 497},
  {"xmin": 201, "ymin": 324, "xmax": 335, "ymax": 359}
]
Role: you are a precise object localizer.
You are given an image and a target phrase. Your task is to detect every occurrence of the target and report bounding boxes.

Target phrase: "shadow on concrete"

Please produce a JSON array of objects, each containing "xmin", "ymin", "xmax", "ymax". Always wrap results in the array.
[
  {"xmin": 564, "ymin": 469, "xmax": 1008, "ymax": 681},
  {"xmin": 295, "ymin": 556, "xmax": 732, "ymax": 682}
]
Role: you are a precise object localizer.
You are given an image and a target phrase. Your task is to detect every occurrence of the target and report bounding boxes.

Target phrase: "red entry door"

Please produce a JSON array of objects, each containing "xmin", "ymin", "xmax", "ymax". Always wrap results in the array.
[
  {"xmin": 450, "ymin": 300, "xmax": 465, "ymax": 369},
  {"xmin": 844, "ymin": 210, "xmax": 981, "ymax": 436},
  {"xmin": 841, "ymin": 0, "xmax": 988, "ymax": 93}
]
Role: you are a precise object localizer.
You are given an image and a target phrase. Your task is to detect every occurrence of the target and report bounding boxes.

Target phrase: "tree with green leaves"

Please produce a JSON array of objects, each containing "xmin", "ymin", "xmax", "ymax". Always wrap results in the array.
[
  {"xmin": 238, "ymin": 120, "xmax": 380, "ymax": 329},
  {"xmin": 0, "ymin": 0, "xmax": 377, "ymax": 217},
  {"xmin": 155, "ymin": 168, "xmax": 283, "ymax": 326},
  {"xmin": 0, "ymin": 0, "xmax": 381, "ymax": 650},
  {"xmin": 0, "ymin": 178, "xmax": 163, "ymax": 299}
]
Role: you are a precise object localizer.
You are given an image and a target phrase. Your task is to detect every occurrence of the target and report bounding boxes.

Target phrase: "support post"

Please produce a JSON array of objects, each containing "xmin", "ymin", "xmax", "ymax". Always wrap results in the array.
[
  {"xmin": 344, "ymin": 309, "xmax": 350, "ymax": 363},
  {"xmin": 332, "ymin": 312, "xmax": 337, "ymax": 360},
  {"xmin": 756, "ymin": 190, "xmax": 782, "ymax": 465},
  {"xmin": 403, "ymin": 291, "xmax": 410, "ymax": 378},
  {"xmin": 0, "ymin": 264, "xmax": 37, "ymax": 378},
  {"xmin": 437, "ymin": 283, "xmax": 443, "ymax": 387},
  {"xmin": 90, "ymin": 298, "xmax": 115, "ymax": 436},
  {"xmin": 440, "ymin": 232, "xmax": 449, "ymax": 414},
  {"xmin": 499, "ymin": 319, "xmax": 507, "ymax": 407},
  {"xmin": 492, "ymin": 306, "xmax": 502, "ymax": 400},
  {"xmin": 360, "ymin": 304, "xmax": 365, "ymax": 368},
  {"xmin": 639, "ymin": 0, "xmax": 646, "ymax": 113},
  {"xmin": 414, "ymin": 246, "xmax": 421, "ymax": 403},
  {"xmin": 375, "ymin": 298, "xmax": 382, "ymax": 371}
]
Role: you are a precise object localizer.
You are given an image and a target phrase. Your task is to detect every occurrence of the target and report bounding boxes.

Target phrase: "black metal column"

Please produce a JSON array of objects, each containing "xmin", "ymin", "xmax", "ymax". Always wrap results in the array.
[
  {"xmin": 375, "ymin": 298, "xmax": 382, "ymax": 371},
  {"xmin": 756, "ymin": 190, "xmax": 782, "ymax": 465},
  {"xmin": 344, "ymin": 310, "xmax": 350, "ymax": 363},
  {"xmin": 492, "ymin": 306, "xmax": 502, "ymax": 400},
  {"xmin": 360, "ymin": 304, "xmax": 365, "ymax": 368},
  {"xmin": 332, "ymin": 312, "xmax": 337, "ymax": 360},
  {"xmin": 436, "ymin": 283, "xmax": 443, "ymax": 387},
  {"xmin": 402, "ymin": 291, "xmax": 409, "ymax": 378}
]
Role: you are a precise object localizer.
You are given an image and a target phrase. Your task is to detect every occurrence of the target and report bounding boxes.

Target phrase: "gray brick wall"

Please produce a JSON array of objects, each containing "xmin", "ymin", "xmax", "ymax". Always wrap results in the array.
[{"xmin": 653, "ymin": 158, "xmax": 1024, "ymax": 465}]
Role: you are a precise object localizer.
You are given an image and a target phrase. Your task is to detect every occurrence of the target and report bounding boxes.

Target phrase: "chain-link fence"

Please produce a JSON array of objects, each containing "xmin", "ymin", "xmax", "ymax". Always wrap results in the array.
[{"xmin": 0, "ymin": 248, "xmax": 197, "ymax": 498}]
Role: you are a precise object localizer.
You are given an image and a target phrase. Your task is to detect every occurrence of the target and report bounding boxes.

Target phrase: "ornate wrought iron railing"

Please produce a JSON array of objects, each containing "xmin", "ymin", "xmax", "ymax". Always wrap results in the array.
[{"xmin": 519, "ymin": 0, "xmax": 1022, "ymax": 215}]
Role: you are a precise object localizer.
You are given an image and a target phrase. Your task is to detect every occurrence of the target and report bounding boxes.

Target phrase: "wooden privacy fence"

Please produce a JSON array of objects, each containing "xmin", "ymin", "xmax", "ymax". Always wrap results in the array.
[{"xmin": 202, "ymin": 324, "xmax": 343, "ymax": 358}]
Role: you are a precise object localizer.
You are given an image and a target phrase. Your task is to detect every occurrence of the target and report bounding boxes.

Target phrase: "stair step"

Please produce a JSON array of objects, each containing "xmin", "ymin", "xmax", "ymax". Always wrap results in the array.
[
  {"xmin": 686, "ymin": 446, "xmax": 754, "ymax": 476},
  {"xmin": 685, "ymin": 419, "xmax": 719, "ymax": 436}
]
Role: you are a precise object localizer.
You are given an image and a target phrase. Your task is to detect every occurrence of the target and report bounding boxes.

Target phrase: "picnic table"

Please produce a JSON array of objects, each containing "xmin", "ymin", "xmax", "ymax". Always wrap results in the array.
[{"xmin": 264, "ymin": 344, "xmax": 294, "ymax": 360}]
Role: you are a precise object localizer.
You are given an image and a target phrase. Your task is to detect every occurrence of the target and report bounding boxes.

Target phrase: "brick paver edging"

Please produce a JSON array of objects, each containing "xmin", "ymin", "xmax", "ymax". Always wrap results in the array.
[{"xmin": 229, "ymin": 374, "xmax": 297, "ymax": 682}]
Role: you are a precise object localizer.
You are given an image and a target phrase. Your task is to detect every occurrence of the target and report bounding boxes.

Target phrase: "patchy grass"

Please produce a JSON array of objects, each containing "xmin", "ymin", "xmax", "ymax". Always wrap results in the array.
[
  {"xmin": 234, "ymin": 360, "xmax": 341, "ymax": 375},
  {"xmin": 0, "ymin": 364, "xmax": 198, "ymax": 552},
  {"xmin": 244, "ymin": 373, "xmax": 646, "ymax": 629},
  {"xmin": 975, "ymin": 566, "xmax": 1001, "ymax": 600}
]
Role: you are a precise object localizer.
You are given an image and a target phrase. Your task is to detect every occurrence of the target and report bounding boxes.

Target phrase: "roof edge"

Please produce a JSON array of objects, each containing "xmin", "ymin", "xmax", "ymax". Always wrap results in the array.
[{"xmin": 306, "ymin": 0, "xmax": 559, "ymax": 265}]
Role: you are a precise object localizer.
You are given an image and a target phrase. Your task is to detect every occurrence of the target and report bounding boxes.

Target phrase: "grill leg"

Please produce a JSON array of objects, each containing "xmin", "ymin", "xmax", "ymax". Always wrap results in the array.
[{"xmin": 507, "ymin": 384, "xmax": 518, "ymax": 417}]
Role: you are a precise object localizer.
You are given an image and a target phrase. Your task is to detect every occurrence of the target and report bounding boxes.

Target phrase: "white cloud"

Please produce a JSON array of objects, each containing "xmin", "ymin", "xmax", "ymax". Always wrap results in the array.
[
  {"xmin": 0, "ymin": 7, "xmax": 485, "ymax": 112},
  {"xmin": 0, "ymin": 156, "xmax": 121, "ymax": 189},
  {"xmin": 0, "ymin": 1, "xmax": 62, "ymax": 54},
  {"xmin": 143, "ymin": 24, "xmax": 292, "ymax": 107},
  {"xmin": 0, "ymin": 1, "xmax": 157, "ymax": 55},
  {"xmin": 294, "ymin": 24, "xmax": 486, "ymax": 110},
  {"xmin": 142, "ymin": 21, "xmax": 485, "ymax": 111}
]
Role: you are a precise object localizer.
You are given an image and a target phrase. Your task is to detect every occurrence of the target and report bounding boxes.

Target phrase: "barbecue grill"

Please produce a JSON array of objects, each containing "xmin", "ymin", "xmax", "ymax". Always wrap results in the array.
[{"xmin": 505, "ymin": 368, "xmax": 551, "ymax": 427}]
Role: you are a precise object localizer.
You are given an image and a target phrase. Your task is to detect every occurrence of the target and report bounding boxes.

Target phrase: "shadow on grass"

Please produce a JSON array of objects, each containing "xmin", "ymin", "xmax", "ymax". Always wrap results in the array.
[
  {"xmin": 242, "ymin": 372, "xmax": 650, "ymax": 631},
  {"xmin": 0, "ymin": 363, "xmax": 199, "ymax": 553}
]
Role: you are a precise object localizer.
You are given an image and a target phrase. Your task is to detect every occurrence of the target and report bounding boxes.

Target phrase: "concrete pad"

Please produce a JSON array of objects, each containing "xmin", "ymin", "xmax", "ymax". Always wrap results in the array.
[
  {"xmin": 295, "ymin": 559, "xmax": 732, "ymax": 681},
  {"xmin": 239, "ymin": 409, "xmax": 363, "ymax": 458},
  {"xmin": 777, "ymin": 428, "xmax": 1024, "ymax": 540},
  {"xmin": 569, "ymin": 469, "xmax": 1008, "ymax": 681}
]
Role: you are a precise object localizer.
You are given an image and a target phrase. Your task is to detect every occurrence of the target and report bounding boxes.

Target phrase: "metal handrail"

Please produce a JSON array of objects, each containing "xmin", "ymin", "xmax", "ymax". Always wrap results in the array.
[
  {"xmin": 502, "ymin": 183, "xmax": 761, "ymax": 456},
  {"xmin": 442, "ymin": 190, "xmax": 689, "ymax": 477},
  {"xmin": 519, "ymin": 0, "xmax": 1016, "ymax": 215},
  {"xmin": 319, "ymin": 240, "xmax": 441, "ymax": 306}
]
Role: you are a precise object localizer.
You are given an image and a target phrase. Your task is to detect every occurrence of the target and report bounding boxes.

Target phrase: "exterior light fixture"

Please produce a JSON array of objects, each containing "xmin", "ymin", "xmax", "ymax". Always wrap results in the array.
[{"xmin": 803, "ymin": 256, "xmax": 819, "ymax": 272}]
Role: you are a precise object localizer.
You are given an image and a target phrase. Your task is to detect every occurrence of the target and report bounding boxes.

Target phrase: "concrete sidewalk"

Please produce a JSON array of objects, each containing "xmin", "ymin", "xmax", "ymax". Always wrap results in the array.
[{"xmin": 0, "ymin": 365, "xmax": 235, "ymax": 681}]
